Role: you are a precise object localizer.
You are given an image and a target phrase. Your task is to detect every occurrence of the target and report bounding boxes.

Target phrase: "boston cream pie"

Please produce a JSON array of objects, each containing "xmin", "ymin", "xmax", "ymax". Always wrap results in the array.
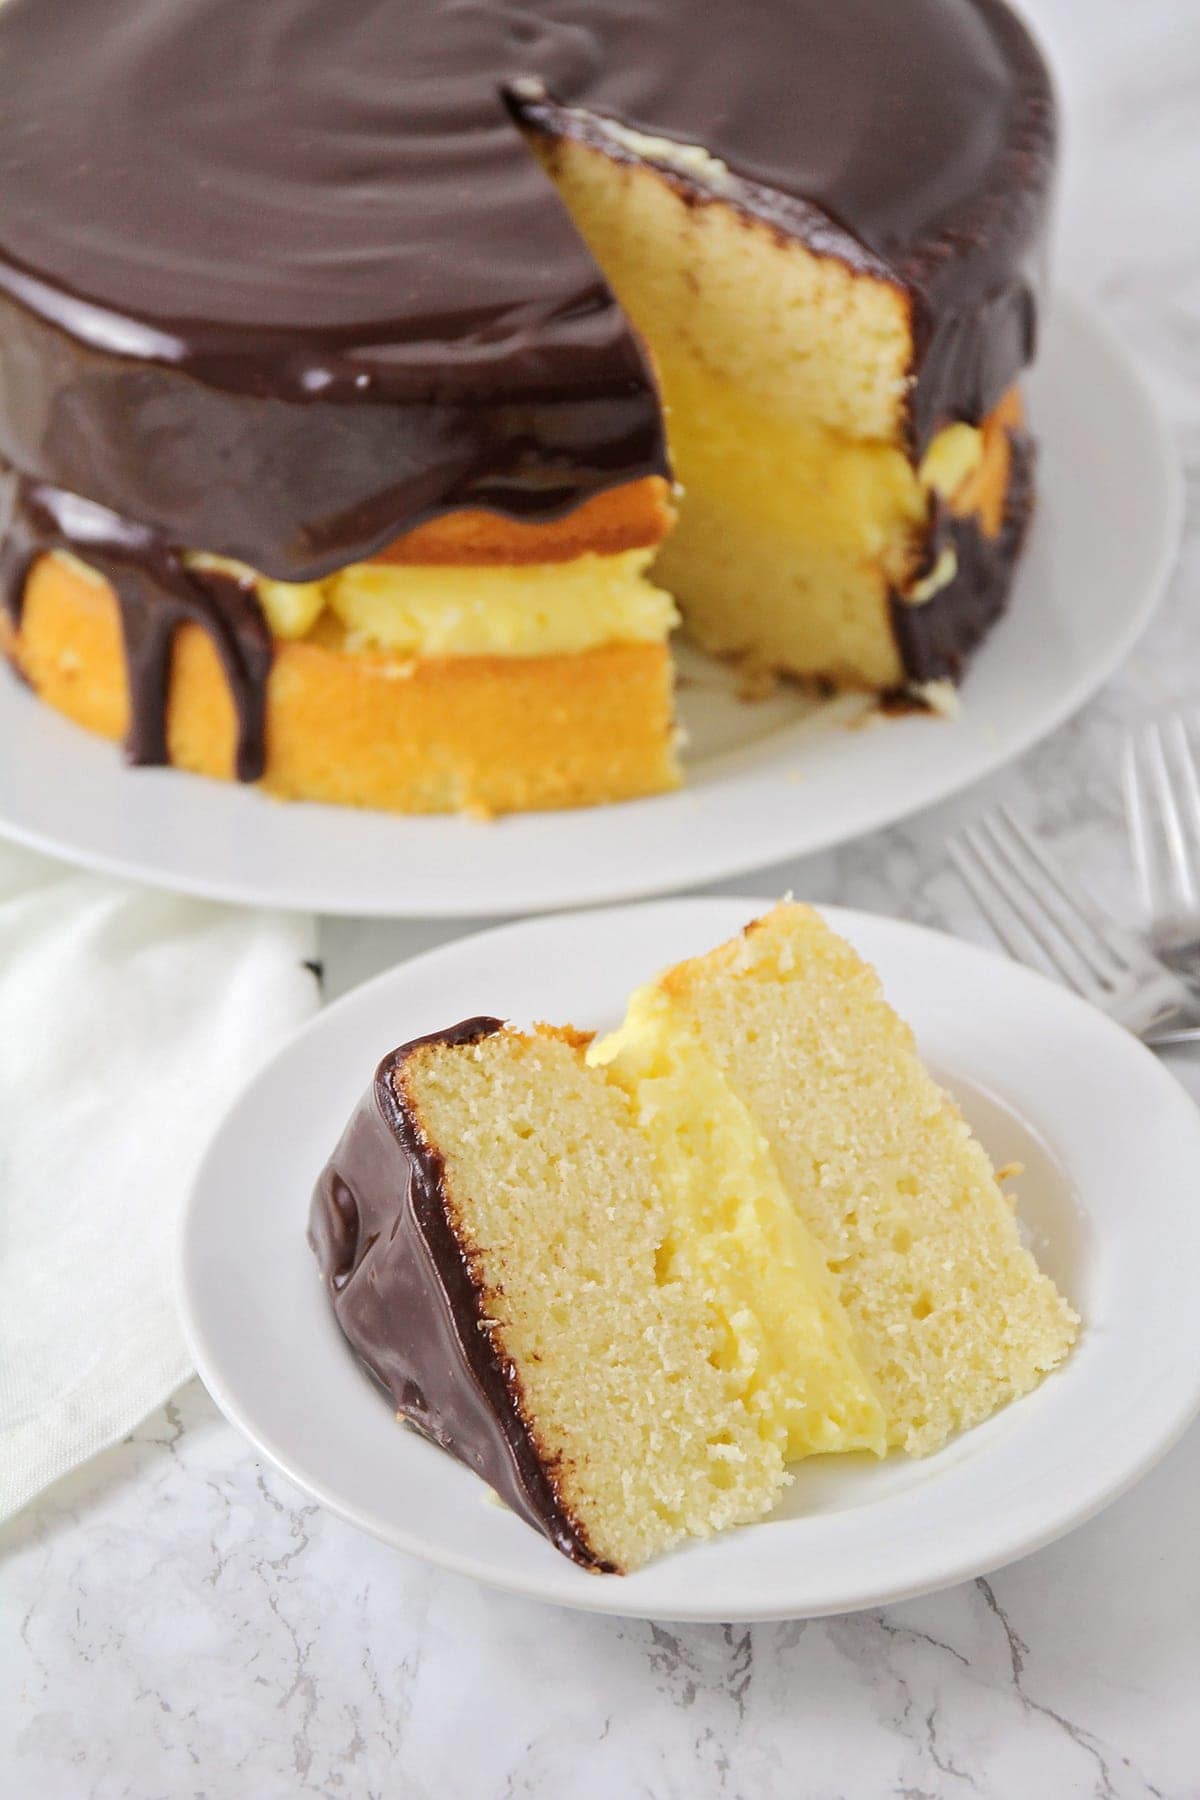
[
  {"xmin": 310, "ymin": 905, "xmax": 1077, "ymax": 1572},
  {"xmin": 0, "ymin": 0, "xmax": 1054, "ymax": 815}
]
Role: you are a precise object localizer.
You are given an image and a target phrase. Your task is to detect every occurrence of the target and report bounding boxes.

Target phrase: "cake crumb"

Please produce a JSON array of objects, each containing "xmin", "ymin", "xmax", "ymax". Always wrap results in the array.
[{"xmin": 736, "ymin": 661, "xmax": 781, "ymax": 703}]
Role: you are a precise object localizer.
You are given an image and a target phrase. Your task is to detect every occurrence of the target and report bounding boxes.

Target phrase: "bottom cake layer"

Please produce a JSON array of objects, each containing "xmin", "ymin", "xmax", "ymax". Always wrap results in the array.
[{"xmin": 1, "ymin": 555, "xmax": 682, "ymax": 816}]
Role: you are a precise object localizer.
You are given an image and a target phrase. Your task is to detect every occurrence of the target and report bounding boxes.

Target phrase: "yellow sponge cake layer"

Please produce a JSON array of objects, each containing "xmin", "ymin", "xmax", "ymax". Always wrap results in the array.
[
  {"xmin": 529, "ymin": 123, "xmax": 914, "ymax": 443},
  {"xmin": 591, "ymin": 991, "xmax": 886, "ymax": 1461},
  {"xmin": 616, "ymin": 903, "xmax": 1078, "ymax": 1455},
  {"xmin": 3, "ymin": 545, "xmax": 681, "ymax": 816}
]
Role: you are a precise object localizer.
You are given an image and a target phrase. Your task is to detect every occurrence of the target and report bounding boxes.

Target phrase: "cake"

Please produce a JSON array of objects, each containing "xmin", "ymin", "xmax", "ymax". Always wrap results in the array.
[
  {"xmin": 310, "ymin": 905, "xmax": 1077, "ymax": 1572},
  {"xmin": 0, "ymin": 0, "xmax": 1053, "ymax": 815}
]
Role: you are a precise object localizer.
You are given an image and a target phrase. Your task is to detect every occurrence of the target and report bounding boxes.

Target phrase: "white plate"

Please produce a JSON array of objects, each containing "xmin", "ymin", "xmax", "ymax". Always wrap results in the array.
[
  {"xmin": 179, "ymin": 897, "xmax": 1200, "ymax": 1622},
  {"xmin": 0, "ymin": 293, "xmax": 1180, "ymax": 917}
]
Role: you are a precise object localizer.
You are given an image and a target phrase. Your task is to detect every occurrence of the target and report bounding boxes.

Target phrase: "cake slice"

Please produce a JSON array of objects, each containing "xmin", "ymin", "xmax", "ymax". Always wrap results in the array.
[
  {"xmin": 592, "ymin": 904, "xmax": 1078, "ymax": 1455},
  {"xmin": 310, "ymin": 1017, "xmax": 885, "ymax": 1574},
  {"xmin": 310, "ymin": 904, "xmax": 1077, "ymax": 1572}
]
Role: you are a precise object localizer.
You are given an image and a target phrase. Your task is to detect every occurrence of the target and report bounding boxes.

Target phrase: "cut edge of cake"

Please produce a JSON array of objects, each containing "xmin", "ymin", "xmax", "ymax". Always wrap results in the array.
[
  {"xmin": 517, "ymin": 106, "xmax": 1035, "ymax": 694},
  {"xmin": 615, "ymin": 901, "xmax": 1080, "ymax": 1455}
]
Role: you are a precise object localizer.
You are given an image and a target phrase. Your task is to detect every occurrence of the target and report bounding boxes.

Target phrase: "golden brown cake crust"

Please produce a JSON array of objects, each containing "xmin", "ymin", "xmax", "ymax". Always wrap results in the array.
[
  {"xmin": 2, "ymin": 553, "xmax": 680, "ymax": 816},
  {"xmin": 950, "ymin": 390, "xmax": 1022, "ymax": 536},
  {"xmin": 368, "ymin": 477, "xmax": 675, "ymax": 566}
]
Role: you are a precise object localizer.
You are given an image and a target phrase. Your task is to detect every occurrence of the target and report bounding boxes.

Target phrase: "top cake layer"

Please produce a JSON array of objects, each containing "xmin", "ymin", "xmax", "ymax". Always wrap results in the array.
[{"xmin": 0, "ymin": 0, "xmax": 1053, "ymax": 578}]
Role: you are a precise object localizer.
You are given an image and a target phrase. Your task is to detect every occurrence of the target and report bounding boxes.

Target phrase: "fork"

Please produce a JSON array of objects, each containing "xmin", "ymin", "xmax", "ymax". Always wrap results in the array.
[
  {"xmin": 948, "ymin": 803, "xmax": 1200, "ymax": 1048},
  {"xmin": 1123, "ymin": 712, "xmax": 1200, "ymax": 985}
]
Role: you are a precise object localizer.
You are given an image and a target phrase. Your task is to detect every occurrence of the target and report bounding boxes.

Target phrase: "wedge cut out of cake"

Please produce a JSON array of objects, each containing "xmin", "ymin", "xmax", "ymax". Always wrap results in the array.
[
  {"xmin": 310, "ymin": 905, "xmax": 1078, "ymax": 1573},
  {"xmin": 0, "ymin": 0, "xmax": 1051, "ymax": 815}
]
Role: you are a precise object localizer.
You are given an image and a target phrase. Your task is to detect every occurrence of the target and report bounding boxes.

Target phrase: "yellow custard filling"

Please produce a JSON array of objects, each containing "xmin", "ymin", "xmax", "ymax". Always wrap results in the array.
[
  {"xmin": 651, "ymin": 348, "xmax": 986, "ymax": 578},
  {"xmin": 590, "ymin": 983, "xmax": 886, "ymax": 1462},
  {"xmin": 184, "ymin": 547, "xmax": 678, "ymax": 657}
]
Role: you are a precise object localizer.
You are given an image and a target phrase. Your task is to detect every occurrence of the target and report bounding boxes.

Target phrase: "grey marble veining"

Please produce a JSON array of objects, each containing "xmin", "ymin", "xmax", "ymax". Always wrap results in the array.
[
  {"xmin": 4, "ymin": 1375, "xmax": 1197, "ymax": 1798},
  {"xmin": 4, "ymin": 1, "xmax": 1200, "ymax": 1792}
]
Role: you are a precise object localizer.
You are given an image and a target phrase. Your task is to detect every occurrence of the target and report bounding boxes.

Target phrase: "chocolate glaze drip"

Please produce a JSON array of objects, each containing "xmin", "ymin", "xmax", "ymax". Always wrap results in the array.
[
  {"xmin": 308, "ymin": 1020, "xmax": 613, "ymax": 1573},
  {"xmin": 889, "ymin": 429, "xmax": 1036, "ymax": 685},
  {"xmin": 0, "ymin": 468, "xmax": 272, "ymax": 779}
]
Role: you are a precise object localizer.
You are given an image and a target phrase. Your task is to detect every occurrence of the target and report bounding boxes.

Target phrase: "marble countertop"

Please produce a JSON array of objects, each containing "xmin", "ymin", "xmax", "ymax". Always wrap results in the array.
[{"xmin": 4, "ymin": 1, "xmax": 1200, "ymax": 1792}]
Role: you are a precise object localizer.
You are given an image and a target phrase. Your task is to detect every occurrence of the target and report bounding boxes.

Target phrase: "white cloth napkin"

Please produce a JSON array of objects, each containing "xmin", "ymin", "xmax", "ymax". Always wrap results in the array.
[{"xmin": 0, "ymin": 839, "xmax": 318, "ymax": 1521}]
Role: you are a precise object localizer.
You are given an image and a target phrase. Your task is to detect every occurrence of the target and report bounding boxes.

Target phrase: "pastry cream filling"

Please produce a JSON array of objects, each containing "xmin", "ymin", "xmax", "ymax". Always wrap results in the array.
[
  {"xmin": 651, "ymin": 348, "xmax": 985, "ymax": 584},
  {"xmin": 186, "ymin": 547, "xmax": 678, "ymax": 657},
  {"xmin": 919, "ymin": 422, "xmax": 985, "ymax": 499},
  {"xmin": 590, "ymin": 984, "xmax": 886, "ymax": 1461}
]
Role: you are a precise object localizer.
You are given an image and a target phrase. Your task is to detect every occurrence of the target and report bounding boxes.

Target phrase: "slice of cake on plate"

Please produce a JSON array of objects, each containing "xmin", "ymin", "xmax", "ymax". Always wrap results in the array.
[{"xmin": 310, "ymin": 905, "xmax": 1077, "ymax": 1572}]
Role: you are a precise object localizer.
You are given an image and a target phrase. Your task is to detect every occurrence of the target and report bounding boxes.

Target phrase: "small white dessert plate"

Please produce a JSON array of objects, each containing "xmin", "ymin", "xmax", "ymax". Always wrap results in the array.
[
  {"xmin": 179, "ymin": 897, "xmax": 1200, "ymax": 1622},
  {"xmin": 0, "ymin": 292, "xmax": 1183, "ymax": 917}
]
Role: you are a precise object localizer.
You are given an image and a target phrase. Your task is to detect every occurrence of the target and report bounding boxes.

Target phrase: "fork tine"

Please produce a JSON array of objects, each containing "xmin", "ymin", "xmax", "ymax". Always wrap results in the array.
[
  {"xmin": 955, "ymin": 797, "xmax": 1200, "ymax": 1041},
  {"xmin": 1166, "ymin": 714, "xmax": 1200, "ymax": 902},
  {"xmin": 1123, "ymin": 715, "xmax": 1200, "ymax": 947},
  {"xmin": 1146, "ymin": 719, "xmax": 1195, "ymax": 914},
  {"xmin": 950, "ymin": 825, "xmax": 1101, "ymax": 996},
  {"xmin": 968, "ymin": 815, "xmax": 1112, "ymax": 993},
  {"xmin": 988, "ymin": 804, "xmax": 1130, "ymax": 984},
  {"xmin": 949, "ymin": 833, "xmax": 1047, "ymax": 967},
  {"xmin": 1124, "ymin": 726, "xmax": 1159, "ymax": 917}
]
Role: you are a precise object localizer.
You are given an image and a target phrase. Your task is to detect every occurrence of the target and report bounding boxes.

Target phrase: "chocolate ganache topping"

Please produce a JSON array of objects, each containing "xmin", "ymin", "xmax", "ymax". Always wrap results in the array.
[
  {"xmin": 0, "ymin": 0, "xmax": 1054, "ymax": 771},
  {"xmin": 889, "ymin": 429, "xmax": 1036, "ymax": 687},
  {"xmin": 308, "ymin": 1020, "xmax": 613, "ymax": 1572}
]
